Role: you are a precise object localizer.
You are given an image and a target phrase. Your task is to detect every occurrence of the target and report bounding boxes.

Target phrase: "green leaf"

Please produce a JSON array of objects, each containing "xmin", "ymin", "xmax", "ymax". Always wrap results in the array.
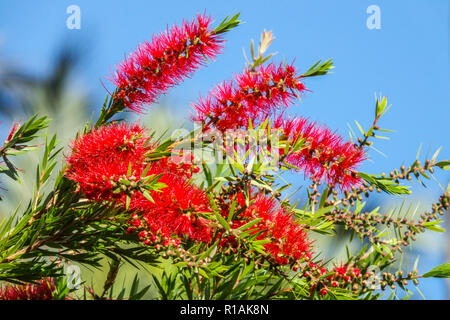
[
  {"xmin": 354, "ymin": 120, "xmax": 364, "ymax": 135},
  {"xmin": 202, "ymin": 162, "xmax": 213, "ymax": 187},
  {"xmin": 127, "ymin": 162, "xmax": 133, "ymax": 176},
  {"xmin": 197, "ymin": 239, "xmax": 219, "ymax": 261},
  {"xmin": 431, "ymin": 147, "xmax": 442, "ymax": 162},
  {"xmin": 435, "ymin": 160, "xmax": 450, "ymax": 170},
  {"xmin": 423, "ymin": 263, "xmax": 450, "ymax": 278}
]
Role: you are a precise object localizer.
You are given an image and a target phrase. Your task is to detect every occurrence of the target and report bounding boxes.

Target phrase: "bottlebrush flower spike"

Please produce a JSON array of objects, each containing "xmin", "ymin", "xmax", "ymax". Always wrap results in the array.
[
  {"xmin": 275, "ymin": 116, "xmax": 366, "ymax": 189},
  {"xmin": 66, "ymin": 122, "xmax": 151, "ymax": 201},
  {"xmin": 246, "ymin": 194, "xmax": 312, "ymax": 264},
  {"xmin": 127, "ymin": 174, "xmax": 213, "ymax": 244},
  {"xmin": 0, "ymin": 278, "xmax": 56, "ymax": 300},
  {"xmin": 220, "ymin": 193, "xmax": 311, "ymax": 265},
  {"xmin": 192, "ymin": 62, "xmax": 307, "ymax": 131},
  {"xmin": 111, "ymin": 13, "xmax": 228, "ymax": 113}
]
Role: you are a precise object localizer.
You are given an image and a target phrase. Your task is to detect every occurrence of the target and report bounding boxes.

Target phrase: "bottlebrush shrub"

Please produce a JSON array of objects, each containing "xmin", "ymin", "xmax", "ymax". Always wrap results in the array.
[{"xmin": 0, "ymin": 12, "xmax": 449, "ymax": 301}]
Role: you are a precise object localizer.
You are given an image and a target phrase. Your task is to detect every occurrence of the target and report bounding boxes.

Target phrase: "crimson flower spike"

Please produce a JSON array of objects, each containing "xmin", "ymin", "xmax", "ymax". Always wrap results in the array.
[
  {"xmin": 66, "ymin": 123, "xmax": 151, "ymax": 202},
  {"xmin": 191, "ymin": 62, "xmax": 307, "ymax": 131},
  {"xmin": 243, "ymin": 194, "xmax": 312, "ymax": 265},
  {"xmin": 275, "ymin": 116, "xmax": 366, "ymax": 189},
  {"xmin": 110, "ymin": 13, "xmax": 240, "ymax": 113}
]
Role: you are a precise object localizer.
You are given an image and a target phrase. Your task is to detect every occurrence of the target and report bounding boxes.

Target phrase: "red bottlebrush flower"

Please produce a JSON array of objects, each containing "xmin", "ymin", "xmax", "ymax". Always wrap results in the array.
[
  {"xmin": 192, "ymin": 62, "xmax": 307, "ymax": 131},
  {"xmin": 111, "ymin": 13, "xmax": 224, "ymax": 113},
  {"xmin": 127, "ymin": 175, "xmax": 213, "ymax": 243},
  {"xmin": 275, "ymin": 116, "xmax": 366, "ymax": 189},
  {"xmin": 0, "ymin": 278, "xmax": 56, "ymax": 300},
  {"xmin": 66, "ymin": 122, "xmax": 196, "ymax": 201},
  {"xmin": 221, "ymin": 193, "xmax": 311, "ymax": 265},
  {"xmin": 66, "ymin": 122, "xmax": 151, "ymax": 201},
  {"xmin": 66, "ymin": 121, "xmax": 210, "ymax": 245}
]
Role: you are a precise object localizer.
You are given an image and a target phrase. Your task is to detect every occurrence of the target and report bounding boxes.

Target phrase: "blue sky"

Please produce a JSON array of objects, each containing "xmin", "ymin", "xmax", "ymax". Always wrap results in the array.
[{"xmin": 0, "ymin": 0, "xmax": 449, "ymax": 299}]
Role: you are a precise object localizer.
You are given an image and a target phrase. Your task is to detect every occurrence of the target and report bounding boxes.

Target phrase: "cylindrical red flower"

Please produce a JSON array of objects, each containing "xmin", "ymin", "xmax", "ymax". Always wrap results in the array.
[
  {"xmin": 66, "ymin": 122, "xmax": 151, "ymax": 202},
  {"xmin": 192, "ymin": 62, "xmax": 307, "ymax": 131},
  {"xmin": 275, "ymin": 116, "xmax": 366, "ymax": 189},
  {"xmin": 219, "ymin": 192, "xmax": 311, "ymax": 265},
  {"xmin": 111, "ymin": 13, "xmax": 224, "ymax": 113},
  {"xmin": 0, "ymin": 278, "xmax": 56, "ymax": 300}
]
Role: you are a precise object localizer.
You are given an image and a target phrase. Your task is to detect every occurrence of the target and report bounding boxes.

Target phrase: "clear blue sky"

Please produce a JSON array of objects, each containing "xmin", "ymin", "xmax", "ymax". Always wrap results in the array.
[{"xmin": 0, "ymin": 0, "xmax": 449, "ymax": 299}]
